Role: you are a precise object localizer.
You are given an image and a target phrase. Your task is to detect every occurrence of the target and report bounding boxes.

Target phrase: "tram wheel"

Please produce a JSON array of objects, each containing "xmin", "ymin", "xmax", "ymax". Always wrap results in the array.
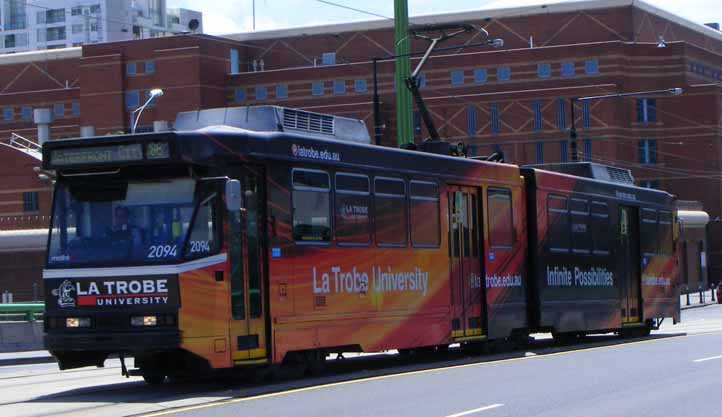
[
  {"xmin": 397, "ymin": 348, "xmax": 413, "ymax": 357},
  {"xmin": 142, "ymin": 374, "xmax": 166, "ymax": 385},
  {"xmin": 304, "ymin": 349, "xmax": 326, "ymax": 376},
  {"xmin": 552, "ymin": 332, "xmax": 578, "ymax": 345}
]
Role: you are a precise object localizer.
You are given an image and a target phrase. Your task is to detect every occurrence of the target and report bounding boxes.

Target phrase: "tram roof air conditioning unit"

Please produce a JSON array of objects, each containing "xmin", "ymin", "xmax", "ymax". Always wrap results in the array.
[
  {"xmin": 173, "ymin": 106, "xmax": 371, "ymax": 144},
  {"xmin": 527, "ymin": 162, "xmax": 635, "ymax": 185}
]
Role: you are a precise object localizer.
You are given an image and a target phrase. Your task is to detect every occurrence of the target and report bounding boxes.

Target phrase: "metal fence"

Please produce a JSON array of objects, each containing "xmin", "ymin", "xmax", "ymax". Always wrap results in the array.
[{"xmin": 0, "ymin": 303, "xmax": 44, "ymax": 322}]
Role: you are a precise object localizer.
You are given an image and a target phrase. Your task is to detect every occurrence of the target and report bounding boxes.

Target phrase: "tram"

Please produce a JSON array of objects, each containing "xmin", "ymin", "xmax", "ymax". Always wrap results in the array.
[{"xmin": 41, "ymin": 106, "xmax": 679, "ymax": 383}]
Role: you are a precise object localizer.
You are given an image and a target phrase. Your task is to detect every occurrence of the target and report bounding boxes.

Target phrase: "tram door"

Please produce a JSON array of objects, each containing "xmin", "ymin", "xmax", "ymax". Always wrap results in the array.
[
  {"xmin": 620, "ymin": 205, "xmax": 642, "ymax": 324},
  {"xmin": 229, "ymin": 168, "xmax": 269, "ymax": 363},
  {"xmin": 448, "ymin": 186, "xmax": 484, "ymax": 339}
]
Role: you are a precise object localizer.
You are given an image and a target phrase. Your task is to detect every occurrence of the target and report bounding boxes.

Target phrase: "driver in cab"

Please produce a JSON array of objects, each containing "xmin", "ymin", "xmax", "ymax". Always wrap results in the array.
[{"xmin": 111, "ymin": 206, "xmax": 143, "ymax": 246}]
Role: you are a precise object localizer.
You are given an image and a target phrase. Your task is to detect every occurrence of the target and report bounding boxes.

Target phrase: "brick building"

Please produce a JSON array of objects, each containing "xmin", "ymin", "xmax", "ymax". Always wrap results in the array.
[{"xmin": 2, "ymin": 0, "xmax": 722, "ymax": 300}]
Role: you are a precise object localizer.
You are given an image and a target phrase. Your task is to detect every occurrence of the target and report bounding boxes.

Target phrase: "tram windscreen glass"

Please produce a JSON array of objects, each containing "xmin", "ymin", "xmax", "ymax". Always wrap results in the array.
[{"xmin": 47, "ymin": 178, "xmax": 218, "ymax": 266}]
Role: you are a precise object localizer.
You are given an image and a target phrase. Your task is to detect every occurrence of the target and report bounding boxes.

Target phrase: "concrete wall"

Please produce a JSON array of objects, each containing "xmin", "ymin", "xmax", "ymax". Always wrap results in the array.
[{"xmin": 0, "ymin": 322, "xmax": 43, "ymax": 352}]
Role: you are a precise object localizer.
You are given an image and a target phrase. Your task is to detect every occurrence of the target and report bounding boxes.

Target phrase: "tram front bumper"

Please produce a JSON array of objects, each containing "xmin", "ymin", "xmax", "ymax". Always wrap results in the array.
[{"xmin": 45, "ymin": 330, "xmax": 181, "ymax": 352}]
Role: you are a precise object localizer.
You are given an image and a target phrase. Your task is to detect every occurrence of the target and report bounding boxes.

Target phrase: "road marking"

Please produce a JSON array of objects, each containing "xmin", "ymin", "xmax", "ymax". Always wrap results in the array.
[
  {"xmin": 693, "ymin": 355, "xmax": 722, "ymax": 363},
  {"xmin": 445, "ymin": 403, "xmax": 504, "ymax": 417},
  {"xmin": 137, "ymin": 334, "xmax": 694, "ymax": 417}
]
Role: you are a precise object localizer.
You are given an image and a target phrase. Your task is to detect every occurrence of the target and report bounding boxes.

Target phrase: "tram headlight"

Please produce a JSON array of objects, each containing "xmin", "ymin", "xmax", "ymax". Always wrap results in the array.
[
  {"xmin": 131, "ymin": 315, "xmax": 158, "ymax": 327},
  {"xmin": 65, "ymin": 317, "xmax": 91, "ymax": 328}
]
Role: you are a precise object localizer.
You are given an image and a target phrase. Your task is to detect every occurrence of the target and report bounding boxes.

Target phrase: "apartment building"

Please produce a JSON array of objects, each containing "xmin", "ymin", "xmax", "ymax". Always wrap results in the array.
[{"xmin": 0, "ymin": 0, "xmax": 202, "ymax": 53}]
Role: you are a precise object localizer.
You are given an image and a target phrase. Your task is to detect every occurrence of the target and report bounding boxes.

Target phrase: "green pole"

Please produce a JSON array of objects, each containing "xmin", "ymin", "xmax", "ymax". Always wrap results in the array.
[{"xmin": 394, "ymin": 0, "xmax": 413, "ymax": 147}]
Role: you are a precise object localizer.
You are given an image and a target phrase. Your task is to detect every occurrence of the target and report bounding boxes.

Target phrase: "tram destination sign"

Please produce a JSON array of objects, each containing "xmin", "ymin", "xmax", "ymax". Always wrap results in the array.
[{"xmin": 50, "ymin": 144, "xmax": 144, "ymax": 166}]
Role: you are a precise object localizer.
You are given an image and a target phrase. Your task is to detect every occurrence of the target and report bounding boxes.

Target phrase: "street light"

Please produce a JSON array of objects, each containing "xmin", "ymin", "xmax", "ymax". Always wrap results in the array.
[
  {"xmin": 131, "ymin": 88, "xmax": 164, "ymax": 134},
  {"xmin": 568, "ymin": 87, "xmax": 683, "ymax": 160}
]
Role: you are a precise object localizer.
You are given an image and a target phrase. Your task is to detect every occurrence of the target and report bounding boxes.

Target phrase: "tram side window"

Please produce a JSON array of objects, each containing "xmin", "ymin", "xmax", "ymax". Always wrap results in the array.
[
  {"xmin": 658, "ymin": 210, "xmax": 673, "ymax": 255},
  {"xmin": 335, "ymin": 173, "xmax": 371, "ymax": 245},
  {"xmin": 185, "ymin": 189, "xmax": 218, "ymax": 258},
  {"xmin": 292, "ymin": 169, "xmax": 331, "ymax": 243},
  {"xmin": 410, "ymin": 180, "xmax": 440, "ymax": 247},
  {"xmin": 571, "ymin": 198, "xmax": 591, "ymax": 254},
  {"xmin": 591, "ymin": 201, "xmax": 611, "ymax": 255},
  {"xmin": 375, "ymin": 177, "xmax": 407, "ymax": 246},
  {"xmin": 641, "ymin": 208, "xmax": 658, "ymax": 255},
  {"xmin": 488, "ymin": 188, "xmax": 513, "ymax": 249},
  {"xmin": 548, "ymin": 194, "xmax": 570, "ymax": 253}
]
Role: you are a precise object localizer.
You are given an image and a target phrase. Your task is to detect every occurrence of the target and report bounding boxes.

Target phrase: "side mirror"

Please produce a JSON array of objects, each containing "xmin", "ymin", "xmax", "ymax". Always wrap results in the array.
[{"xmin": 225, "ymin": 179, "xmax": 242, "ymax": 211}]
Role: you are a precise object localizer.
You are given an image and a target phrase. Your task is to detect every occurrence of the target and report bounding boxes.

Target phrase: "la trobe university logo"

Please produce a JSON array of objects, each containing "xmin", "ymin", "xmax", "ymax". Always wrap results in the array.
[{"xmin": 51, "ymin": 279, "xmax": 76, "ymax": 308}]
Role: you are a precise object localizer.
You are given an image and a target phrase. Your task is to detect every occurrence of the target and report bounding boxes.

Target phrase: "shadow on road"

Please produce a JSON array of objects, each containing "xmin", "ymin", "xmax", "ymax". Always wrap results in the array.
[{"xmin": 24, "ymin": 331, "xmax": 687, "ymax": 408}]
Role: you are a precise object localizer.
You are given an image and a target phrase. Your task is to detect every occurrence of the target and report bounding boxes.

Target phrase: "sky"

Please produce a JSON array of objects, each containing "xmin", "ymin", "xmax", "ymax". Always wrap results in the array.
[{"xmin": 168, "ymin": 0, "xmax": 720, "ymax": 36}]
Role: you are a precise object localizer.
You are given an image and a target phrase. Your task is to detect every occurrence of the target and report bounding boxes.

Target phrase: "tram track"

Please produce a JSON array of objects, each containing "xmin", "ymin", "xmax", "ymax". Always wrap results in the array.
[{"xmin": 0, "ymin": 314, "xmax": 711, "ymax": 417}]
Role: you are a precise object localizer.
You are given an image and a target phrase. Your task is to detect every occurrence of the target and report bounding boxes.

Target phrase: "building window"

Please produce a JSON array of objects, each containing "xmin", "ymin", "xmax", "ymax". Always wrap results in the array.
[
  {"xmin": 255, "ymin": 87, "xmax": 268, "ymax": 101},
  {"xmin": 561, "ymin": 61, "xmax": 575, "ymax": 77},
  {"xmin": 467, "ymin": 105, "xmax": 477, "ymax": 137},
  {"xmin": 3, "ymin": 0, "xmax": 27, "ymax": 31},
  {"xmin": 71, "ymin": 6, "xmax": 82, "ymax": 16},
  {"xmin": 581, "ymin": 101, "xmax": 590, "ymax": 129},
  {"xmin": 585, "ymin": 59, "xmax": 599, "ymax": 74},
  {"xmin": 90, "ymin": 4, "xmax": 101, "ymax": 14},
  {"xmin": 125, "ymin": 90, "xmax": 140, "ymax": 109},
  {"xmin": 490, "ymin": 103, "xmax": 500, "ymax": 135},
  {"xmin": 556, "ymin": 98, "xmax": 566, "ymax": 130},
  {"xmin": 473, "ymin": 68, "xmax": 487, "ymax": 84},
  {"xmin": 636, "ymin": 98, "xmax": 656, "ymax": 123},
  {"xmin": 333, "ymin": 80, "xmax": 346, "ymax": 95},
  {"xmin": 230, "ymin": 48, "xmax": 239, "ymax": 74},
  {"xmin": 292, "ymin": 169, "xmax": 331, "ymax": 242},
  {"xmin": 72, "ymin": 24, "xmax": 83, "ymax": 34},
  {"xmin": 536, "ymin": 142, "xmax": 544, "ymax": 164},
  {"xmin": 639, "ymin": 139, "xmax": 657, "ymax": 164},
  {"xmin": 583, "ymin": 139, "xmax": 592, "ymax": 162},
  {"xmin": 71, "ymin": 102, "xmax": 80, "ymax": 117},
  {"xmin": 145, "ymin": 61, "xmax": 155, "ymax": 74},
  {"xmin": 23, "ymin": 191, "xmax": 39, "ymax": 212},
  {"xmin": 21, "ymin": 106, "xmax": 32, "ymax": 121},
  {"xmin": 497, "ymin": 66, "xmax": 511, "ymax": 81},
  {"xmin": 46, "ymin": 26, "xmax": 66, "ymax": 41},
  {"xmin": 234, "ymin": 88, "xmax": 246, "ymax": 102},
  {"xmin": 3, "ymin": 107, "xmax": 13, "ymax": 121},
  {"xmin": 354, "ymin": 79, "xmax": 367, "ymax": 93},
  {"xmin": 451, "ymin": 70, "xmax": 464, "ymax": 85},
  {"xmin": 53, "ymin": 103, "xmax": 64, "ymax": 117},
  {"xmin": 413, "ymin": 111, "xmax": 421, "ymax": 136},
  {"xmin": 45, "ymin": 9, "xmax": 65, "ymax": 24},
  {"xmin": 126, "ymin": 62, "xmax": 137, "ymax": 76},
  {"xmin": 533, "ymin": 100, "xmax": 542, "ymax": 132},
  {"xmin": 321, "ymin": 52, "xmax": 336, "ymax": 65},
  {"xmin": 276, "ymin": 85, "xmax": 288, "ymax": 99},
  {"xmin": 311, "ymin": 81, "xmax": 324, "ymax": 96},
  {"xmin": 560, "ymin": 141, "xmax": 568, "ymax": 162},
  {"xmin": 537, "ymin": 63, "xmax": 551, "ymax": 79}
]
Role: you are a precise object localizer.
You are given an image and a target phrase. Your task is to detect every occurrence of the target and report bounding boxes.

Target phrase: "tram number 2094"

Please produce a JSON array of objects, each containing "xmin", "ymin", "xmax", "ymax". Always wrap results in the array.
[
  {"xmin": 147, "ymin": 245, "xmax": 178, "ymax": 258},
  {"xmin": 190, "ymin": 240, "xmax": 211, "ymax": 254}
]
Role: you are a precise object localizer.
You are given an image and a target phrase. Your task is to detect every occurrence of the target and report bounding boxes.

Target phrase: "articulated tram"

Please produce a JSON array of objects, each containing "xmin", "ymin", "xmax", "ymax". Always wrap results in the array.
[{"xmin": 41, "ymin": 106, "xmax": 679, "ymax": 383}]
